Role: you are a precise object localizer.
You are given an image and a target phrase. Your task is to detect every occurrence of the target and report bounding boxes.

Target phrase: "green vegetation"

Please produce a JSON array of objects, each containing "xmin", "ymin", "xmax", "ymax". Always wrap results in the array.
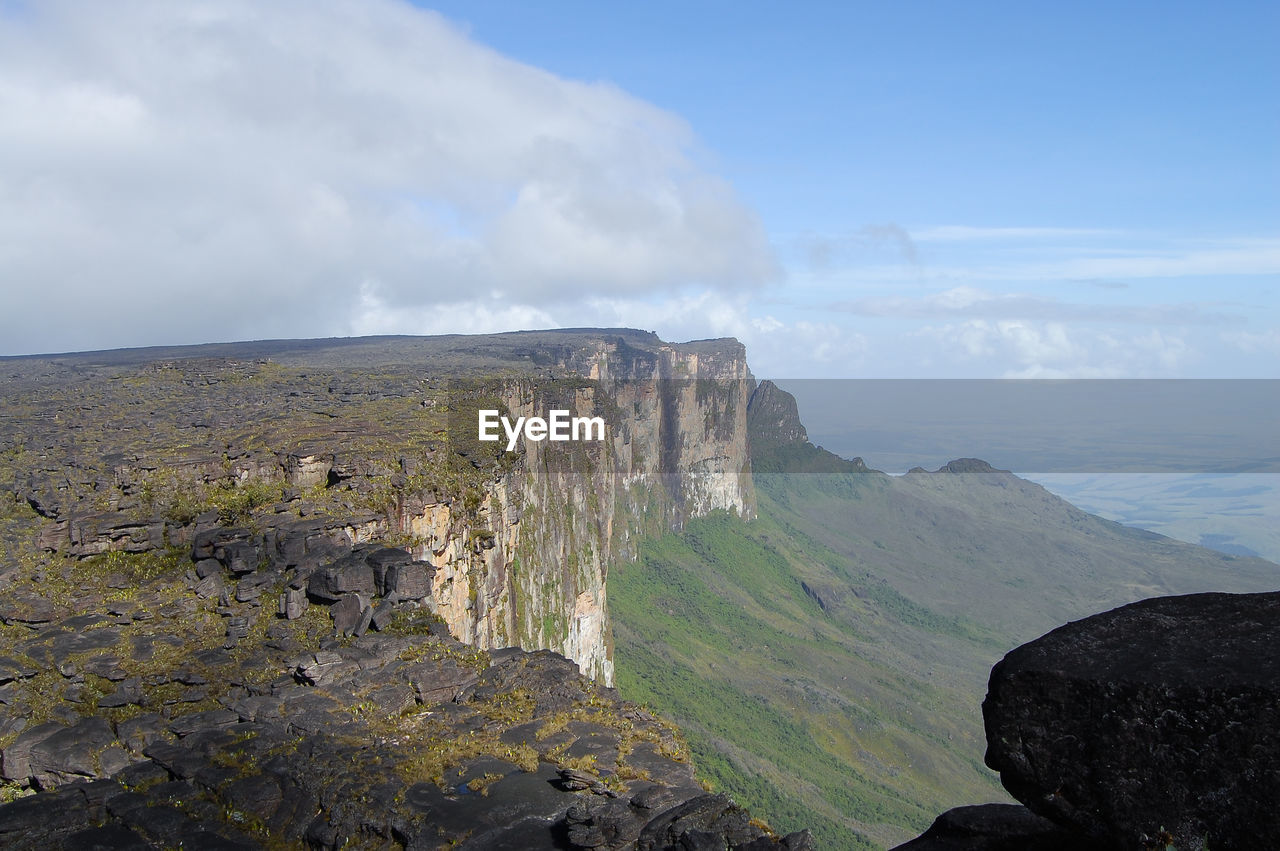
[
  {"xmin": 611, "ymin": 501, "xmax": 1003, "ymax": 849},
  {"xmin": 79, "ymin": 546, "xmax": 193, "ymax": 584},
  {"xmin": 612, "ymin": 453, "xmax": 1280, "ymax": 849},
  {"xmin": 140, "ymin": 471, "xmax": 287, "ymax": 526}
]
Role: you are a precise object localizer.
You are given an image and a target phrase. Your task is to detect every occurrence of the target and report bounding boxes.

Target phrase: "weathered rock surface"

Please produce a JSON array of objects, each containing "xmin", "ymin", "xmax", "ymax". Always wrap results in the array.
[
  {"xmin": 0, "ymin": 510, "xmax": 800, "ymax": 847},
  {"xmin": 745, "ymin": 380, "xmax": 808, "ymax": 449},
  {"xmin": 3, "ymin": 331, "xmax": 759, "ymax": 684},
  {"xmin": 0, "ymin": 626, "xmax": 798, "ymax": 850},
  {"xmin": 891, "ymin": 804, "xmax": 1079, "ymax": 850},
  {"xmin": 982, "ymin": 591, "xmax": 1280, "ymax": 850}
]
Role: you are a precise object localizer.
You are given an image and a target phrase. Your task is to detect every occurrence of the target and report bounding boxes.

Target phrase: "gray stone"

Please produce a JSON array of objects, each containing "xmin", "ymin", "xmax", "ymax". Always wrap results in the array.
[
  {"xmin": 365, "ymin": 547, "xmax": 413, "ymax": 594},
  {"xmin": 98, "ymin": 676, "xmax": 145, "ymax": 708},
  {"xmin": 306, "ymin": 553, "xmax": 375, "ymax": 602},
  {"xmin": 1, "ymin": 721, "xmax": 64, "ymax": 782},
  {"xmin": 194, "ymin": 558, "xmax": 222, "ymax": 579},
  {"xmin": 352, "ymin": 602, "xmax": 374, "ymax": 637},
  {"xmin": 386, "ymin": 561, "xmax": 432, "ymax": 599},
  {"xmin": 0, "ymin": 655, "xmax": 39, "ymax": 684},
  {"xmin": 280, "ymin": 587, "xmax": 307, "ymax": 619},
  {"xmin": 368, "ymin": 600, "xmax": 397, "ymax": 632},
  {"xmin": 217, "ymin": 541, "xmax": 260, "ymax": 575},
  {"xmin": 27, "ymin": 716, "xmax": 116, "ymax": 787},
  {"xmin": 224, "ymin": 615, "xmax": 251, "ymax": 642},
  {"xmin": 329, "ymin": 594, "xmax": 364, "ymax": 637}
]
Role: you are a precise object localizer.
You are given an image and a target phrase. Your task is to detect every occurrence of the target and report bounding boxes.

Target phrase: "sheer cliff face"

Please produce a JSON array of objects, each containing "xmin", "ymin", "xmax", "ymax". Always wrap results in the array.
[
  {"xmin": 5, "ymin": 332, "xmax": 754, "ymax": 687},
  {"xmin": 387, "ymin": 337, "xmax": 755, "ymax": 684}
]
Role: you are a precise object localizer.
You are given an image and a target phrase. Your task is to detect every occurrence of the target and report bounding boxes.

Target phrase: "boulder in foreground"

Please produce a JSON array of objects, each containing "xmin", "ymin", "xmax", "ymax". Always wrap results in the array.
[
  {"xmin": 983, "ymin": 591, "xmax": 1280, "ymax": 850},
  {"xmin": 891, "ymin": 803, "xmax": 1079, "ymax": 850}
]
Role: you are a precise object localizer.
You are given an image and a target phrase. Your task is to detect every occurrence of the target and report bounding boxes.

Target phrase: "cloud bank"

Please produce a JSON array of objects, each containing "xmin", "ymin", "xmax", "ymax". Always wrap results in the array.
[{"xmin": 0, "ymin": 0, "xmax": 777, "ymax": 355}]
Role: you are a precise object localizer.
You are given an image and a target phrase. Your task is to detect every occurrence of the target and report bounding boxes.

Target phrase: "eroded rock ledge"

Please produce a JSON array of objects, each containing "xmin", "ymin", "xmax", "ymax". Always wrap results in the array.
[{"xmin": 0, "ymin": 560, "xmax": 810, "ymax": 849}]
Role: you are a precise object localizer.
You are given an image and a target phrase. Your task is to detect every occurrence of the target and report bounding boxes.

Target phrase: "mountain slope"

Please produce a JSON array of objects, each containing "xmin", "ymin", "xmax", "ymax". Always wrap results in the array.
[{"xmin": 610, "ymin": 384, "xmax": 1279, "ymax": 849}]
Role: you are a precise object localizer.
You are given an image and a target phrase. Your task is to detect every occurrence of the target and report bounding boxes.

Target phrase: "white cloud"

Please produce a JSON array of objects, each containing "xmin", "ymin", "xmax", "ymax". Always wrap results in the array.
[
  {"xmin": 742, "ymin": 317, "xmax": 867, "ymax": 375},
  {"xmin": 837, "ymin": 286, "xmax": 1241, "ymax": 325},
  {"xmin": 790, "ymin": 226, "xmax": 1280, "ymax": 288},
  {"xmin": 350, "ymin": 280, "xmax": 558, "ymax": 337},
  {"xmin": 915, "ymin": 320, "xmax": 1192, "ymax": 377},
  {"xmin": 0, "ymin": 0, "xmax": 777, "ymax": 355},
  {"xmin": 912, "ymin": 225, "xmax": 1118, "ymax": 242},
  {"xmin": 1223, "ymin": 328, "xmax": 1280, "ymax": 354}
]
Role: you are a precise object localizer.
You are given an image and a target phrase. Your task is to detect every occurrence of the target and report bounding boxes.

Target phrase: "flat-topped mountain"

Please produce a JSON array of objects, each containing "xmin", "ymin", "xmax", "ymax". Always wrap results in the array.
[
  {"xmin": 0, "ymin": 331, "xmax": 815, "ymax": 849},
  {"xmin": 1, "ymin": 330, "xmax": 756, "ymax": 685}
]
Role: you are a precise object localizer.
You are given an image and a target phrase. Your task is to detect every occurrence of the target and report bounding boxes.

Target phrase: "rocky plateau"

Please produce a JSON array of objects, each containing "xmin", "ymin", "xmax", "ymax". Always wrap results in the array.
[{"xmin": 0, "ymin": 332, "xmax": 807, "ymax": 849}]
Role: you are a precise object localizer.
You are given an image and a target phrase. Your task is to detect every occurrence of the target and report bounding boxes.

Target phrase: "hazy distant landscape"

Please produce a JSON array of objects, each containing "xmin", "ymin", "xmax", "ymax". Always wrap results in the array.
[
  {"xmin": 1027, "ymin": 473, "xmax": 1280, "ymax": 563},
  {"xmin": 782, "ymin": 379, "xmax": 1280, "ymax": 562},
  {"xmin": 609, "ymin": 394, "xmax": 1280, "ymax": 848}
]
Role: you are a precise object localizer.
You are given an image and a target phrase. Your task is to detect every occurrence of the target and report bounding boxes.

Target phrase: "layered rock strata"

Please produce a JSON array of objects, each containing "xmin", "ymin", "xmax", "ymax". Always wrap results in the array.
[{"xmin": 2, "ymin": 331, "xmax": 756, "ymax": 684}]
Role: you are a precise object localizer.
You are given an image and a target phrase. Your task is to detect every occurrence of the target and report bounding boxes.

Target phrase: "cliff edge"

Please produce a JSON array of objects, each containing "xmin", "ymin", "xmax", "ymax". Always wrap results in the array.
[{"xmin": 2, "ymin": 330, "xmax": 756, "ymax": 684}]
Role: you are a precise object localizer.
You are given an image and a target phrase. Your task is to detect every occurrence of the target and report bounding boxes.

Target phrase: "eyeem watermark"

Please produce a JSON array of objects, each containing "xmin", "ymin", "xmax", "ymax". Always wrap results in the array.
[{"xmin": 478, "ymin": 409, "xmax": 606, "ymax": 451}]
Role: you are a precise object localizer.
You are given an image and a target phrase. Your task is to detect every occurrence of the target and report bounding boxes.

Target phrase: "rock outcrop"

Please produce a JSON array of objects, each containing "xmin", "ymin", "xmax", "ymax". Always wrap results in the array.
[
  {"xmin": 2, "ymin": 330, "xmax": 757, "ymax": 684},
  {"xmin": 0, "ymin": 628, "xmax": 809, "ymax": 850},
  {"xmin": 984, "ymin": 591, "xmax": 1280, "ymax": 850},
  {"xmin": 893, "ymin": 803, "xmax": 1078, "ymax": 851},
  {"xmin": 744, "ymin": 380, "xmax": 868, "ymax": 475},
  {"xmin": 427, "ymin": 334, "xmax": 756, "ymax": 684},
  {"xmin": 897, "ymin": 591, "xmax": 1280, "ymax": 850},
  {"xmin": 0, "ymin": 501, "xmax": 807, "ymax": 849},
  {"xmin": 745, "ymin": 380, "xmax": 807, "ymax": 450}
]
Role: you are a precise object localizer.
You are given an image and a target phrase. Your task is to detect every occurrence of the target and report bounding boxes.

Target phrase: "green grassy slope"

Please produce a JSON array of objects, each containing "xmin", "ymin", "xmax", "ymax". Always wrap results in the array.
[{"xmin": 611, "ymin": 454, "xmax": 1280, "ymax": 849}]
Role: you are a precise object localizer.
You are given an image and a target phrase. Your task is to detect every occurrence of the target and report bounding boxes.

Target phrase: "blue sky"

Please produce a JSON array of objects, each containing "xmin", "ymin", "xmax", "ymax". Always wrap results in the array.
[{"xmin": 1, "ymin": 0, "xmax": 1276, "ymax": 376}]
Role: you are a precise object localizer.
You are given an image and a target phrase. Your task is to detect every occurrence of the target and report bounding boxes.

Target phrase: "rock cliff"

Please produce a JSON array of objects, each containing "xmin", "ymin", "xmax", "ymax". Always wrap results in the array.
[
  {"xmin": 2, "ymin": 330, "xmax": 754, "ymax": 686},
  {"xmin": 425, "ymin": 334, "xmax": 755, "ymax": 685},
  {"xmin": 0, "ymin": 331, "xmax": 811, "ymax": 849}
]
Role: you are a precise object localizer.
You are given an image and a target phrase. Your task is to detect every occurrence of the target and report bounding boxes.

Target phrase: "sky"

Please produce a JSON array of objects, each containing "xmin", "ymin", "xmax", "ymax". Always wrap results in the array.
[{"xmin": 1, "ymin": 0, "xmax": 1276, "ymax": 377}]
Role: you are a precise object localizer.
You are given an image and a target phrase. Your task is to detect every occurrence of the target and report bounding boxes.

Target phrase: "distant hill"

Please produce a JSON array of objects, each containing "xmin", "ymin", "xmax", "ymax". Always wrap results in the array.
[{"xmin": 610, "ymin": 381, "xmax": 1279, "ymax": 849}]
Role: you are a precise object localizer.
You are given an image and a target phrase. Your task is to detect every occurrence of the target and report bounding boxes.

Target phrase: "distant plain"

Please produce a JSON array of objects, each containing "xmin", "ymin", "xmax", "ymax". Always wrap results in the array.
[{"xmin": 781, "ymin": 379, "xmax": 1280, "ymax": 562}]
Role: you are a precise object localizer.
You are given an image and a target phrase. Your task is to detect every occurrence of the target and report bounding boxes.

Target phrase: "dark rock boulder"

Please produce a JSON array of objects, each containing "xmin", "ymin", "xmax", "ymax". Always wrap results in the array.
[
  {"xmin": 215, "ymin": 541, "xmax": 260, "ymax": 576},
  {"xmin": 191, "ymin": 527, "xmax": 252, "ymax": 562},
  {"xmin": 983, "ymin": 590, "xmax": 1280, "ymax": 851},
  {"xmin": 890, "ymin": 804, "xmax": 1081, "ymax": 850},
  {"xmin": 2, "ymin": 721, "xmax": 65, "ymax": 783},
  {"xmin": 26, "ymin": 717, "xmax": 117, "ymax": 788},
  {"xmin": 328, "ymin": 594, "xmax": 366, "ymax": 637},
  {"xmin": 279, "ymin": 586, "xmax": 307, "ymax": 619},
  {"xmin": 364, "ymin": 546, "xmax": 413, "ymax": 593},
  {"xmin": 465, "ymin": 648, "xmax": 585, "ymax": 715},
  {"xmin": 384, "ymin": 560, "xmax": 432, "ymax": 599},
  {"xmin": 633, "ymin": 793, "xmax": 814, "ymax": 851},
  {"xmin": 306, "ymin": 553, "xmax": 376, "ymax": 602}
]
